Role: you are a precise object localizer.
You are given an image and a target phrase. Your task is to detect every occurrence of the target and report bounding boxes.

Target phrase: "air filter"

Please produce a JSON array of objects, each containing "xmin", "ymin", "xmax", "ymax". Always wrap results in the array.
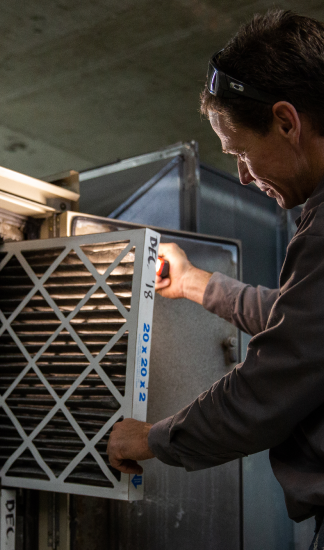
[{"xmin": 0, "ymin": 228, "xmax": 159, "ymax": 500}]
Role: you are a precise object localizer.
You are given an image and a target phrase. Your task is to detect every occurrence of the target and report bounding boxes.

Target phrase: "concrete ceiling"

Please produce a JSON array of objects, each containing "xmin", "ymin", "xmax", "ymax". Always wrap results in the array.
[{"xmin": 0, "ymin": 0, "xmax": 323, "ymax": 180}]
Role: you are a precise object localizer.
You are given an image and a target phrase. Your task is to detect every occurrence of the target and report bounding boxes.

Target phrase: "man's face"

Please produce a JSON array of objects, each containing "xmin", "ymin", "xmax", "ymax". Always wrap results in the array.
[{"xmin": 209, "ymin": 111, "xmax": 310, "ymax": 209}]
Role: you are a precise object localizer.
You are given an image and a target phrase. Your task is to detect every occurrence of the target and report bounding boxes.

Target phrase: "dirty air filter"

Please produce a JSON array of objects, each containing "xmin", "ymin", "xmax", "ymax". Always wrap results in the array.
[{"xmin": 0, "ymin": 228, "xmax": 159, "ymax": 500}]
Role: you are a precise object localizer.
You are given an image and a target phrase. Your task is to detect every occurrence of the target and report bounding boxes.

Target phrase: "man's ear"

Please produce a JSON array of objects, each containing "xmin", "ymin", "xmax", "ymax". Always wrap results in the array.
[{"xmin": 272, "ymin": 101, "xmax": 301, "ymax": 144}]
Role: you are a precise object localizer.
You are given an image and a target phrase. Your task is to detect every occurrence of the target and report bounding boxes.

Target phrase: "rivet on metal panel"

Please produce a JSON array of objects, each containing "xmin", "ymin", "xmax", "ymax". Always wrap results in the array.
[{"xmin": 222, "ymin": 336, "xmax": 238, "ymax": 364}]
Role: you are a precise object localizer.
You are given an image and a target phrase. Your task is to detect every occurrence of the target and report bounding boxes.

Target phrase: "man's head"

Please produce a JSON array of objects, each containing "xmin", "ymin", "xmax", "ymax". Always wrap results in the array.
[{"xmin": 201, "ymin": 10, "xmax": 324, "ymax": 208}]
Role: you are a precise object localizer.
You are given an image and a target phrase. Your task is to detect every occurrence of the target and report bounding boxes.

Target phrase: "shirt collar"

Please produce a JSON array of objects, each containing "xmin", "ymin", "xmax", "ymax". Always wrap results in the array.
[{"xmin": 296, "ymin": 176, "xmax": 324, "ymax": 227}]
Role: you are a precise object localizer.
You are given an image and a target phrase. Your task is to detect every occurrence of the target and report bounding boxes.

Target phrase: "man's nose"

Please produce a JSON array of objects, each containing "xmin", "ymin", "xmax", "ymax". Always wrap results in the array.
[{"xmin": 237, "ymin": 158, "xmax": 254, "ymax": 185}]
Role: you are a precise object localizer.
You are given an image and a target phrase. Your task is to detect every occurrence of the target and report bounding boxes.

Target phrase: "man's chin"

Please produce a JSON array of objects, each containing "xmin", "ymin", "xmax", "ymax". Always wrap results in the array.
[{"xmin": 275, "ymin": 195, "xmax": 298, "ymax": 210}]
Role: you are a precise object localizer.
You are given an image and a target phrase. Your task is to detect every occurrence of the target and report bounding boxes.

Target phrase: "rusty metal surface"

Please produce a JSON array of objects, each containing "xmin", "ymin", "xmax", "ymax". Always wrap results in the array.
[{"xmin": 70, "ymin": 495, "xmax": 109, "ymax": 550}]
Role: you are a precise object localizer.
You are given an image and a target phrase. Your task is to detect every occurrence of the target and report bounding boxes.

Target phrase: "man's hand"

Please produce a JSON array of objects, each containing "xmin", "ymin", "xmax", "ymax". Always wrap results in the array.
[
  {"xmin": 155, "ymin": 243, "xmax": 196, "ymax": 299},
  {"xmin": 156, "ymin": 242, "xmax": 212, "ymax": 305},
  {"xmin": 107, "ymin": 418, "xmax": 155, "ymax": 474}
]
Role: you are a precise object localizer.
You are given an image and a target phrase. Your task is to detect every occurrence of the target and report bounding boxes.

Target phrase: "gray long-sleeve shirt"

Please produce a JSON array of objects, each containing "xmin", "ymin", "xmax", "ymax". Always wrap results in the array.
[{"xmin": 148, "ymin": 177, "xmax": 324, "ymax": 522}]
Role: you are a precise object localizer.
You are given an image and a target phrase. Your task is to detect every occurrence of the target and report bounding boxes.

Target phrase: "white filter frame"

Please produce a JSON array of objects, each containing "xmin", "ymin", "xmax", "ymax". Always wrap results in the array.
[{"xmin": 0, "ymin": 228, "xmax": 159, "ymax": 500}]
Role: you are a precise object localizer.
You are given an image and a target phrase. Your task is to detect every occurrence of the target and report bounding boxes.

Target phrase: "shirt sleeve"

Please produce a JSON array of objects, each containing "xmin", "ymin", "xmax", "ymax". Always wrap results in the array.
[
  {"xmin": 148, "ymin": 226, "xmax": 324, "ymax": 471},
  {"xmin": 202, "ymin": 272, "xmax": 279, "ymax": 336}
]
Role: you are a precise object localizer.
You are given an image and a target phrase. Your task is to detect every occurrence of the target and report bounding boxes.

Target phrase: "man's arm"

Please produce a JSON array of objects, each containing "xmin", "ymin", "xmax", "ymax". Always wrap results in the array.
[
  {"xmin": 203, "ymin": 272, "xmax": 279, "ymax": 335},
  {"xmin": 156, "ymin": 242, "xmax": 279, "ymax": 335}
]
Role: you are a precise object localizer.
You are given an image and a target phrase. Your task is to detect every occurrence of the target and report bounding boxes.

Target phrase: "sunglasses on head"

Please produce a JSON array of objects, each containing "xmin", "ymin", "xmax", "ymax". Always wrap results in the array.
[{"xmin": 207, "ymin": 50, "xmax": 278, "ymax": 105}]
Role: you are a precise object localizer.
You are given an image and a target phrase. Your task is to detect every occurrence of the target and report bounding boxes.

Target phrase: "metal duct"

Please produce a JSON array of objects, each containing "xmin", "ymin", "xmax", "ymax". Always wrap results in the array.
[{"xmin": 0, "ymin": 228, "xmax": 159, "ymax": 500}]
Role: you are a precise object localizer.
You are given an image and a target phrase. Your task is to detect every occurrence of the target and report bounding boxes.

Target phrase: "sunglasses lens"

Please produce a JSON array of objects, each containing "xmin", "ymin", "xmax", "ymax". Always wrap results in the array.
[{"xmin": 207, "ymin": 62, "xmax": 218, "ymax": 95}]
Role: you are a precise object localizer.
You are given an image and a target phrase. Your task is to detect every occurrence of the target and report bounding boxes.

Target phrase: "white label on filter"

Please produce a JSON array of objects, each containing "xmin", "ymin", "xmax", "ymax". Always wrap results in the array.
[
  {"xmin": 0, "ymin": 489, "xmax": 16, "ymax": 550},
  {"xmin": 133, "ymin": 229, "xmax": 160, "ymax": 421}
]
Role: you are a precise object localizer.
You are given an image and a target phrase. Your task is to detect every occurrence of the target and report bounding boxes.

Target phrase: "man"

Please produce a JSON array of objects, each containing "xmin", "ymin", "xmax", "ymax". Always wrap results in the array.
[{"xmin": 108, "ymin": 10, "xmax": 324, "ymax": 547}]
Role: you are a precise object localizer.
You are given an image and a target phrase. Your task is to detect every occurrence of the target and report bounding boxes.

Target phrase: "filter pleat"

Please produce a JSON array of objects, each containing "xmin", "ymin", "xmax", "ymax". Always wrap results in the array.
[
  {"xmin": 64, "ymin": 452, "xmax": 115, "ymax": 488},
  {"xmin": 0, "ymin": 255, "xmax": 36, "ymax": 317},
  {"xmin": 0, "ymin": 407, "xmax": 24, "ymax": 469},
  {"xmin": 6, "ymin": 448, "xmax": 50, "ymax": 480}
]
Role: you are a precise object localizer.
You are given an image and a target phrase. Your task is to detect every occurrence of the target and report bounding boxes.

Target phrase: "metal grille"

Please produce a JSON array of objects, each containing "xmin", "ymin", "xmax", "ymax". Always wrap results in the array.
[{"xmin": 0, "ymin": 228, "xmax": 159, "ymax": 500}]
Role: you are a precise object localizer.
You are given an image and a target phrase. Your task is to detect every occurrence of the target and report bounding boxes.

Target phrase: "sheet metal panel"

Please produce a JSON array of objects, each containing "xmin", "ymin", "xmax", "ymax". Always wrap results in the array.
[
  {"xmin": 80, "ymin": 141, "xmax": 200, "ymax": 232},
  {"xmin": 79, "ymin": 159, "xmax": 171, "ymax": 218},
  {"xmin": 116, "ymin": 161, "xmax": 181, "ymax": 230}
]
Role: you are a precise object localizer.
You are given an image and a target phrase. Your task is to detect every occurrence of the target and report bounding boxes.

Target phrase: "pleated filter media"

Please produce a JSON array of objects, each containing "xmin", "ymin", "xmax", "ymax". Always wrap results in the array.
[{"xmin": 0, "ymin": 228, "xmax": 159, "ymax": 500}]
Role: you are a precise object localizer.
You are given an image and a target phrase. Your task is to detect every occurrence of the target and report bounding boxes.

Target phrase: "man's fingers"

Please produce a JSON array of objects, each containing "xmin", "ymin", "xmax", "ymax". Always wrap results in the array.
[
  {"xmin": 118, "ymin": 460, "xmax": 143, "ymax": 475},
  {"xmin": 110, "ymin": 456, "xmax": 143, "ymax": 474},
  {"xmin": 155, "ymin": 277, "xmax": 170, "ymax": 291}
]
